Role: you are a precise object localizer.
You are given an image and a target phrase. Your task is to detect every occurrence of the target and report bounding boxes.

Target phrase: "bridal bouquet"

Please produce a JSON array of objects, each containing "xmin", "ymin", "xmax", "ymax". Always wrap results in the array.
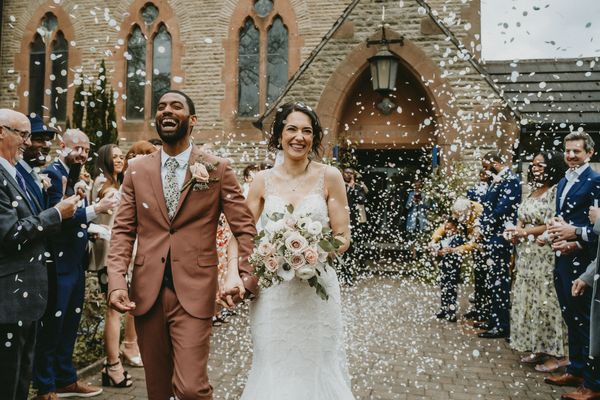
[{"xmin": 249, "ymin": 205, "xmax": 343, "ymax": 300}]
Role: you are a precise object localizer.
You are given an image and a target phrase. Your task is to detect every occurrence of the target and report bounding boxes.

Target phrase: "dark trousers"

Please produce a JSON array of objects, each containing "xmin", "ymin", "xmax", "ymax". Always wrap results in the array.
[
  {"xmin": 555, "ymin": 254, "xmax": 600, "ymax": 389},
  {"xmin": 483, "ymin": 240, "xmax": 512, "ymax": 331},
  {"xmin": 439, "ymin": 254, "xmax": 461, "ymax": 315},
  {"xmin": 33, "ymin": 266, "xmax": 85, "ymax": 394},
  {"xmin": 473, "ymin": 249, "xmax": 490, "ymax": 320},
  {"xmin": 0, "ymin": 322, "xmax": 37, "ymax": 400}
]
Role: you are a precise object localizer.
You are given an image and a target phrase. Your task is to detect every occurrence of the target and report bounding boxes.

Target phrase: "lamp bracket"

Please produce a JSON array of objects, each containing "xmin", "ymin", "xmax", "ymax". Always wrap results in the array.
[{"xmin": 366, "ymin": 26, "xmax": 404, "ymax": 48}]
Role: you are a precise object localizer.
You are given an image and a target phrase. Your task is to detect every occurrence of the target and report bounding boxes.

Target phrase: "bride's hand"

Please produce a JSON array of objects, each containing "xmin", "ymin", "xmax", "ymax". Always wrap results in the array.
[{"xmin": 217, "ymin": 266, "xmax": 246, "ymax": 309}]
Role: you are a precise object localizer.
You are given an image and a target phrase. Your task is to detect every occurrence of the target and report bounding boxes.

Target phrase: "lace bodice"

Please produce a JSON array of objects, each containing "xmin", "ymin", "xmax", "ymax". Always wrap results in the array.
[{"xmin": 260, "ymin": 166, "xmax": 330, "ymax": 229}]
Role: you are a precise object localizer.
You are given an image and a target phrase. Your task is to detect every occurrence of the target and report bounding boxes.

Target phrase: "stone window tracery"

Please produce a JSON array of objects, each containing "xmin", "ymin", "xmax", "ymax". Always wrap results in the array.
[{"xmin": 125, "ymin": 3, "xmax": 172, "ymax": 120}]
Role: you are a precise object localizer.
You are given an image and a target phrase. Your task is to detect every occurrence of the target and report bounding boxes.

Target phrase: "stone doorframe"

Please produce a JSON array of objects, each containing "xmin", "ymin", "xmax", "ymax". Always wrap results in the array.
[{"xmin": 316, "ymin": 29, "xmax": 461, "ymax": 162}]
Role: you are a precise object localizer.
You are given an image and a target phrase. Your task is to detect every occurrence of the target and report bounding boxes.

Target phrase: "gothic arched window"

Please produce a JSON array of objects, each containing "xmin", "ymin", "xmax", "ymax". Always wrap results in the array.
[
  {"xmin": 27, "ymin": 12, "xmax": 70, "ymax": 121},
  {"xmin": 124, "ymin": 3, "xmax": 173, "ymax": 120},
  {"xmin": 237, "ymin": 2, "xmax": 289, "ymax": 118}
]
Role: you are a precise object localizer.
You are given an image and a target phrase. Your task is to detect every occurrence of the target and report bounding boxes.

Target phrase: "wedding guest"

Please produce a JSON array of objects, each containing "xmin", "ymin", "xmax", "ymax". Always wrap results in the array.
[
  {"xmin": 433, "ymin": 218, "xmax": 466, "ymax": 322},
  {"xmin": 125, "ymin": 140, "xmax": 157, "ymax": 169},
  {"xmin": 505, "ymin": 151, "xmax": 568, "ymax": 372},
  {"xmin": 15, "ymin": 115, "xmax": 55, "ymax": 210},
  {"xmin": 572, "ymin": 205, "xmax": 600, "ymax": 395},
  {"xmin": 477, "ymin": 151, "xmax": 521, "ymax": 339},
  {"xmin": 342, "ymin": 167, "xmax": 368, "ymax": 285},
  {"xmin": 405, "ymin": 179, "xmax": 428, "ymax": 234},
  {"xmin": 543, "ymin": 132, "xmax": 600, "ymax": 398},
  {"xmin": 242, "ymin": 164, "xmax": 259, "ymax": 198},
  {"xmin": 33, "ymin": 129, "xmax": 116, "ymax": 399},
  {"xmin": 0, "ymin": 109, "xmax": 78, "ymax": 400},
  {"xmin": 147, "ymin": 138, "xmax": 162, "ymax": 151},
  {"xmin": 464, "ymin": 170, "xmax": 491, "ymax": 321},
  {"xmin": 89, "ymin": 144, "xmax": 136, "ymax": 388}
]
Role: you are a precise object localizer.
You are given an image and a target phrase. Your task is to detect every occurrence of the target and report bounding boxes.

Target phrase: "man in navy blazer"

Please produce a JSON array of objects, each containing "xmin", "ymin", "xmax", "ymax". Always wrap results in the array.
[
  {"xmin": 32, "ymin": 129, "xmax": 116, "ymax": 399},
  {"xmin": 15, "ymin": 115, "xmax": 55, "ymax": 213},
  {"xmin": 477, "ymin": 151, "xmax": 521, "ymax": 339},
  {"xmin": 0, "ymin": 109, "xmax": 79, "ymax": 400},
  {"xmin": 544, "ymin": 131, "xmax": 600, "ymax": 399}
]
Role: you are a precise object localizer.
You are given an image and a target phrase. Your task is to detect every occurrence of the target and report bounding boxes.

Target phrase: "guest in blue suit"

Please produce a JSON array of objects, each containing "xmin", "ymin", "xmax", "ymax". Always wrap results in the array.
[
  {"xmin": 32, "ymin": 129, "xmax": 116, "ymax": 399},
  {"xmin": 15, "ymin": 115, "xmax": 55, "ymax": 215},
  {"xmin": 543, "ymin": 131, "xmax": 600, "ymax": 399},
  {"xmin": 477, "ymin": 151, "xmax": 522, "ymax": 339},
  {"xmin": 434, "ymin": 218, "xmax": 466, "ymax": 322}
]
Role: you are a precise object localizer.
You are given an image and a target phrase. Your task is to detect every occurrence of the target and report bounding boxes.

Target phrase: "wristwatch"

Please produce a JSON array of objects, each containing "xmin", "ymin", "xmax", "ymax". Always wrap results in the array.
[{"xmin": 575, "ymin": 227, "xmax": 583, "ymax": 240}]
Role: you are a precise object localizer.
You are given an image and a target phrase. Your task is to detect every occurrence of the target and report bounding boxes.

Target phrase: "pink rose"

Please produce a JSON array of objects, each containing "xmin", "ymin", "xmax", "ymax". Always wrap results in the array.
[
  {"xmin": 190, "ymin": 163, "xmax": 209, "ymax": 183},
  {"xmin": 284, "ymin": 215, "xmax": 298, "ymax": 228},
  {"xmin": 303, "ymin": 247, "xmax": 319, "ymax": 265},
  {"xmin": 264, "ymin": 257, "xmax": 279, "ymax": 273},
  {"xmin": 285, "ymin": 233, "xmax": 308, "ymax": 253},
  {"xmin": 287, "ymin": 253, "xmax": 306, "ymax": 270},
  {"xmin": 258, "ymin": 242, "xmax": 276, "ymax": 257}
]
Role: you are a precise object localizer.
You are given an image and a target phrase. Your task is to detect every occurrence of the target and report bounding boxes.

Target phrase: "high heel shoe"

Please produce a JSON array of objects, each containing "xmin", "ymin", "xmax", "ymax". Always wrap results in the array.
[
  {"xmin": 120, "ymin": 341, "xmax": 143, "ymax": 367},
  {"xmin": 101, "ymin": 361, "xmax": 133, "ymax": 388}
]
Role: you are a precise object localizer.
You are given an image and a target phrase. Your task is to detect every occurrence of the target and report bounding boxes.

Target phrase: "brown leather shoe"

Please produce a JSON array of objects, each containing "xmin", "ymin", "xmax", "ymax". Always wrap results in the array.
[
  {"xmin": 56, "ymin": 380, "xmax": 103, "ymax": 397},
  {"xmin": 32, "ymin": 393, "xmax": 58, "ymax": 400},
  {"xmin": 545, "ymin": 373, "xmax": 585, "ymax": 387},
  {"xmin": 561, "ymin": 386, "xmax": 600, "ymax": 399}
]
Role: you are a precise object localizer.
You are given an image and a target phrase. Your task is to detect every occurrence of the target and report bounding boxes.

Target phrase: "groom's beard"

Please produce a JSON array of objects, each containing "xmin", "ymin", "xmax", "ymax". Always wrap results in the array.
[{"xmin": 157, "ymin": 119, "xmax": 189, "ymax": 144}]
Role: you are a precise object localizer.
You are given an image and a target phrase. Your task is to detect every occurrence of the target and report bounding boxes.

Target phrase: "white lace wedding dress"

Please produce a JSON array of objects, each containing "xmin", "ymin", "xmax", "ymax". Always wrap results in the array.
[{"xmin": 240, "ymin": 169, "xmax": 355, "ymax": 400}]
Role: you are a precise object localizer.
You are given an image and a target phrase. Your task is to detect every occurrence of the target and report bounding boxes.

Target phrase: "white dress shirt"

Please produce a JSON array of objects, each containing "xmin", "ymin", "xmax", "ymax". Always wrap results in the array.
[
  {"xmin": 18, "ymin": 159, "xmax": 43, "ymax": 190},
  {"xmin": 559, "ymin": 163, "xmax": 589, "ymax": 210},
  {"xmin": 160, "ymin": 143, "xmax": 193, "ymax": 191}
]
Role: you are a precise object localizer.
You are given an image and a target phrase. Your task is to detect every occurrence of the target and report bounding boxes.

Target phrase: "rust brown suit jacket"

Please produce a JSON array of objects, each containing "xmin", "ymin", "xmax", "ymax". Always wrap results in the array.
[{"xmin": 107, "ymin": 147, "xmax": 257, "ymax": 319}]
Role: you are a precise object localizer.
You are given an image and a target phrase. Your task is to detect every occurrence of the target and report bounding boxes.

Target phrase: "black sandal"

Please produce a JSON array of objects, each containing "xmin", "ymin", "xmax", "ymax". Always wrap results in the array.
[{"xmin": 101, "ymin": 361, "xmax": 133, "ymax": 387}]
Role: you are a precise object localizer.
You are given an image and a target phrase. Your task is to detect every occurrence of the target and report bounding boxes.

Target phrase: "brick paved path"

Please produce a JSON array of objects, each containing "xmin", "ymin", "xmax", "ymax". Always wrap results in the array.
[{"xmin": 87, "ymin": 277, "xmax": 569, "ymax": 399}]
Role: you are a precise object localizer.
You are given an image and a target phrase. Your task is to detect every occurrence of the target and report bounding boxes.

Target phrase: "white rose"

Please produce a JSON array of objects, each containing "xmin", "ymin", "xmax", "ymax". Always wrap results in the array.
[
  {"xmin": 307, "ymin": 221, "xmax": 323, "ymax": 235},
  {"xmin": 258, "ymin": 242, "xmax": 276, "ymax": 257},
  {"xmin": 284, "ymin": 215, "xmax": 298, "ymax": 228},
  {"xmin": 296, "ymin": 265, "xmax": 317, "ymax": 280}
]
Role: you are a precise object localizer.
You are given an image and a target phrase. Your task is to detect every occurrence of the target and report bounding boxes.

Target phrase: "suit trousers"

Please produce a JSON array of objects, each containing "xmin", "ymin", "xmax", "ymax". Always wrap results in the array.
[
  {"xmin": 439, "ymin": 254, "xmax": 461, "ymax": 314},
  {"xmin": 0, "ymin": 322, "xmax": 37, "ymax": 400},
  {"xmin": 555, "ymin": 254, "xmax": 600, "ymax": 389},
  {"xmin": 33, "ymin": 266, "xmax": 85, "ymax": 394},
  {"xmin": 135, "ymin": 287, "xmax": 213, "ymax": 400},
  {"xmin": 483, "ymin": 240, "xmax": 512, "ymax": 332},
  {"xmin": 472, "ymin": 249, "xmax": 490, "ymax": 320}
]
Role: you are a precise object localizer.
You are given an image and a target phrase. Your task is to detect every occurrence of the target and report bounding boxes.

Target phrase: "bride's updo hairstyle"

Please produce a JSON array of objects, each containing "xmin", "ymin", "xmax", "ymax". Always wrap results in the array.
[{"xmin": 268, "ymin": 102, "xmax": 323, "ymax": 156}]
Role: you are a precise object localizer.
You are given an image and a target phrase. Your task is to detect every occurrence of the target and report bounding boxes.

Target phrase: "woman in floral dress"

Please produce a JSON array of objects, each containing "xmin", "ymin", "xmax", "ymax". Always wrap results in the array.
[{"xmin": 504, "ymin": 151, "xmax": 568, "ymax": 372}]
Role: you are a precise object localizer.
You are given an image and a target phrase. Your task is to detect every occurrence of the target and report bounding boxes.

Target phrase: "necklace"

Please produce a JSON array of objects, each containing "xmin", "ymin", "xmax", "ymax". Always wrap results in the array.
[{"xmin": 285, "ymin": 160, "xmax": 312, "ymax": 192}]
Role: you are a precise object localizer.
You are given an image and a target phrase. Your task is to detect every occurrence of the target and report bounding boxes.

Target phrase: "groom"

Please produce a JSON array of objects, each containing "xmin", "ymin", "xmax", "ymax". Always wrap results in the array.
[{"xmin": 107, "ymin": 90, "xmax": 257, "ymax": 399}]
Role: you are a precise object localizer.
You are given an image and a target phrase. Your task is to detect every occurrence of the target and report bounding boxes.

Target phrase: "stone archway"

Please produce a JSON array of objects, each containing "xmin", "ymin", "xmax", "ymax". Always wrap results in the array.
[{"xmin": 316, "ymin": 29, "xmax": 461, "ymax": 161}]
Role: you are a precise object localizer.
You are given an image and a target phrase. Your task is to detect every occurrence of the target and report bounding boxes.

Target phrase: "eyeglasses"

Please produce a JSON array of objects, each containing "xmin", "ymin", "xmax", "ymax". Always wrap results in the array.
[{"xmin": 2, "ymin": 125, "xmax": 32, "ymax": 141}]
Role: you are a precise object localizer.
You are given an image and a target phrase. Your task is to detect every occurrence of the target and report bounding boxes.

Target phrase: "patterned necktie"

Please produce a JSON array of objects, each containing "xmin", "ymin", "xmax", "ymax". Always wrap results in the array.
[
  {"xmin": 15, "ymin": 169, "xmax": 37, "ymax": 212},
  {"xmin": 164, "ymin": 157, "xmax": 180, "ymax": 219}
]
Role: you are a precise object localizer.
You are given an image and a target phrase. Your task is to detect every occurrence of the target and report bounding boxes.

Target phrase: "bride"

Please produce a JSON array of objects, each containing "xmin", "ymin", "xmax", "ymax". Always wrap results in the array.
[{"xmin": 221, "ymin": 102, "xmax": 355, "ymax": 399}]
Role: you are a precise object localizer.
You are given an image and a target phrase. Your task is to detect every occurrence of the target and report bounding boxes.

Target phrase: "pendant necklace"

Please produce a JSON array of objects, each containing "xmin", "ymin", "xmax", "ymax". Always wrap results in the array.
[{"xmin": 286, "ymin": 160, "xmax": 312, "ymax": 192}]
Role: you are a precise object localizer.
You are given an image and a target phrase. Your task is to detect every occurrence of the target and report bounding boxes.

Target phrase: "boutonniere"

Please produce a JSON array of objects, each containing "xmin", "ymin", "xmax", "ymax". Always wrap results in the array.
[
  {"xmin": 38, "ymin": 173, "xmax": 52, "ymax": 191},
  {"xmin": 181, "ymin": 159, "xmax": 220, "ymax": 192}
]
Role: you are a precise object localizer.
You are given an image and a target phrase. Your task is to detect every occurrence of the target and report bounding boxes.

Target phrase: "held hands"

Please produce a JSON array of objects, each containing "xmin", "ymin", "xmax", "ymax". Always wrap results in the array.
[
  {"xmin": 108, "ymin": 289, "xmax": 136, "ymax": 313},
  {"xmin": 547, "ymin": 217, "xmax": 577, "ymax": 242},
  {"xmin": 572, "ymin": 278, "xmax": 589, "ymax": 296},
  {"xmin": 217, "ymin": 273, "xmax": 246, "ymax": 309},
  {"xmin": 551, "ymin": 240, "xmax": 578, "ymax": 255}
]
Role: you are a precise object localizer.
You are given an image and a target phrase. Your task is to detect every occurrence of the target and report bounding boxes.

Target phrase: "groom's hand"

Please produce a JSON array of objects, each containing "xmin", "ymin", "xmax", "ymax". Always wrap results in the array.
[
  {"xmin": 218, "ymin": 285, "xmax": 246, "ymax": 309},
  {"xmin": 109, "ymin": 289, "xmax": 136, "ymax": 313}
]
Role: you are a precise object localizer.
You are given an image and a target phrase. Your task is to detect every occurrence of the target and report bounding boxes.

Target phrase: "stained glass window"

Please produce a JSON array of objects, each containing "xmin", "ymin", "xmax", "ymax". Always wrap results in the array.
[
  {"xmin": 141, "ymin": 3, "xmax": 159, "ymax": 25},
  {"xmin": 41, "ymin": 12, "xmax": 58, "ymax": 34},
  {"xmin": 28, "ymin": 34, "xmax": 46, "ymax": 118},
  {"xmin": 254, "ymin": 0, "xmax": 274, "ymax": 18},
  {"xmin": 50, "ymin": 31, "xmax": 68, "ymax": 121},
  {"xmin": 267, "ymin": 17, "xmax": 288, "ymax": 105},
  {"xmin": 152, "ymin": 24, "xmax": 172, "ymax": 114},
  {"xmin": 238, "ymin": 19, "xmax": 260, "ymax": 117},
  {"xmin": 126, "ymin": 26, "xmax": 147, "ymax": 119}
]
